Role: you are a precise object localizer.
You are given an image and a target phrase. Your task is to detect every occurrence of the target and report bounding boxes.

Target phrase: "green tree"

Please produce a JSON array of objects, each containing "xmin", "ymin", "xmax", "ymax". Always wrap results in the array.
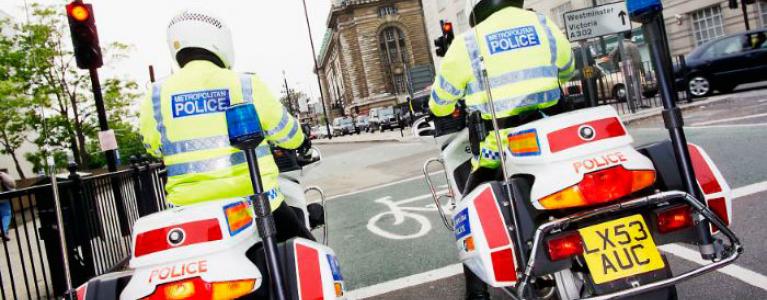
[{"xmin": 10, "ymin": 4, "xmax": 143, "ymax": 172}]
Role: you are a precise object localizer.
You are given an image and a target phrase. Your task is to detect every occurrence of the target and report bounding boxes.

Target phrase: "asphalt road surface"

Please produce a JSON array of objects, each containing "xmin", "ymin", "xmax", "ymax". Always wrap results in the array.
[{"xmin": 305, "ymin": 92, "xmax": 767, "ymax": 299}]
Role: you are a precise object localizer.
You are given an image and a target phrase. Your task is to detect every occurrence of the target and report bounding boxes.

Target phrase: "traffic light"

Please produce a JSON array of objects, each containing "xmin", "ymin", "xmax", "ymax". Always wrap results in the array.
[
  {"xmin": 433, "ymin": 21, "xmax": 455, "ymax": 57},
  {"xmin": 66, "ymin": 1, "xmax": 103, "ymax": 69}
]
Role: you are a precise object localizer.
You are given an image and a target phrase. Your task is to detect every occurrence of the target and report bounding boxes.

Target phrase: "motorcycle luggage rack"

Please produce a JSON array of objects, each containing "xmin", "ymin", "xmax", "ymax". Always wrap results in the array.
[
  {"xmin": 423, "ymin": 157, "xmax": 456, "ymax": 230},
  {"xmin": 515, "ymin": 190, "xmax": 743, "ymax": 300}
]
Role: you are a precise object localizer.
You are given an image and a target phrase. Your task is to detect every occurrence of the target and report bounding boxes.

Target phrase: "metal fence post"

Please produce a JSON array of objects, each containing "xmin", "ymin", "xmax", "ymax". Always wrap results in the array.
[{"xmin": 65, "ymin": 163, "xmax": 97, "ymax": 287}]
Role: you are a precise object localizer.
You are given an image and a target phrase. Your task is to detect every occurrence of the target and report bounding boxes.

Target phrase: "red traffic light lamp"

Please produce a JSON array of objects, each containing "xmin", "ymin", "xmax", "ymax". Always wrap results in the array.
[
  {"xmin": 67, "ymin": 3, "xmax": 89, "ymax": 21},
  {"xmin": 66, "ymin": 1, "xmax": 103, "ymax": 69},
  {"xmin": 434, "ymin": 20, "xmax": 455, "ymax": 57}
]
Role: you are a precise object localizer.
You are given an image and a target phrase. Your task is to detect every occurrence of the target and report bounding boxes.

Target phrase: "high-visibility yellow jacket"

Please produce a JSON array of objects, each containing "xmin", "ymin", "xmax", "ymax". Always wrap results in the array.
[
  {"xmin": 139, "ymin": 60, "xmax": 304, "ymax": 209},
  {"xmin": 429, "ymin": 7, "xmax": 575, "ymax": 169}
]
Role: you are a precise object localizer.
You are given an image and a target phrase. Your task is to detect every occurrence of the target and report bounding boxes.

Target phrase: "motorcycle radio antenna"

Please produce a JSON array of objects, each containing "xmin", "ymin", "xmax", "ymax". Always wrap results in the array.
[{"xmin": 467, "ymin": 0, "xmax": 529, "ymax": 291}]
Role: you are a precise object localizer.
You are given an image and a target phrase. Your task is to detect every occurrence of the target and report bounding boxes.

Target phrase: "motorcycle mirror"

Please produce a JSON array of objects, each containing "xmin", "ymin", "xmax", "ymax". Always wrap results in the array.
[
  {"xmin": 309, "ymin": 147, "xmax": 322, "ymax": 163},
  {"xmin": 412, "ymin": 116, "xmax": 436, "ymax": 138}
]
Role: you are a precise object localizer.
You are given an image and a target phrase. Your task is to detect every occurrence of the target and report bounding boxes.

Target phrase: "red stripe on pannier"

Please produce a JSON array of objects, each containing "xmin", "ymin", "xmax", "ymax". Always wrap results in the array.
[
  {"xmin": 296, "ymin": 243, "xmax": 324, "ymax": 300},
  {"xmin": 475, "ymin": 187, "xmax": 510, "ymax": 249},
  {"xmin": 688, "ymin": 145, "xmax": 722, "ymax": 195},
  {"xmin": 707, "ymin": 197, "xmax": 729, "ymax": 233},
  {"xmin": 490, "ymin": 249, "xmax": 518, "ymax": 282}
]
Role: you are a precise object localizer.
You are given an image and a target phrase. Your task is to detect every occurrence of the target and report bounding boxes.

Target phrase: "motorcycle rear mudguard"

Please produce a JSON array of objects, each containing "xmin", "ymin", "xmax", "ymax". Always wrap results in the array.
[{"xmin": 76, "ymin": 271, "xmax": 132, "ymax": 300}]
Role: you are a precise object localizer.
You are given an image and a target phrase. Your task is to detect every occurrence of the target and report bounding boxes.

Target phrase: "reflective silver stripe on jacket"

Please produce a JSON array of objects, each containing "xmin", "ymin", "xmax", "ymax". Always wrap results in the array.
[
  {"xmin": 468, "ymin": 88, "xmax": 561, "ymax": 115},
  {"xmin": 273, "ymin": 119, "xmax": 300, "ymax": 144},
  {"xmin": 166, "ymin": 145, "xmax": 271, "ymax": 177},
  {"xmin": 240, "ymin": 74, "xmax": 253, "ymax": 103},
  {"xmin": 438, "ymin": 75, "xmax": 463, "ymax": 97},
  {"xmin": 464, "ymin": 31, "xmax": 485, "ymax": 93},
  {"xmin": 152, "ymin": 83, "xmax": 171, "ymax": 148},
  {"xmin": 465, "ymin": 66, "xmax": 558, "ymax": 96},
  {"xmin": 163, "ymin": 135, "xmax": 231, "ymax": 156},
  {"xmin": 537, "ymin": 13, "xmax": 557, "ymax": 66},
  {"xmin": 431, "ymin": 90, "xmax": 454, "ymax": 106},
  {"xmin": 266, "ymin": 108, "xmax": 290, "ymax": 136}
]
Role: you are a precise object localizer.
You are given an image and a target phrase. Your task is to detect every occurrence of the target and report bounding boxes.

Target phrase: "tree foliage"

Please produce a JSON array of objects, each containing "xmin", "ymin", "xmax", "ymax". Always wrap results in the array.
[{"xmin": 0, "ymin": 3, "xmax": 145, "ymax": 174}]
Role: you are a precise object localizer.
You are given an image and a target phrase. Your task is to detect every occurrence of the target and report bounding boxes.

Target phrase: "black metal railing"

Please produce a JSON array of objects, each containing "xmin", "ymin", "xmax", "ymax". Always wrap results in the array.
[
  {"xmin": 563, "ymin": 55, "xmax": 691, "ymax": 115},
  {"xmin": 0, "ymin": 159, "xmax": 167, "ymax": 299}
]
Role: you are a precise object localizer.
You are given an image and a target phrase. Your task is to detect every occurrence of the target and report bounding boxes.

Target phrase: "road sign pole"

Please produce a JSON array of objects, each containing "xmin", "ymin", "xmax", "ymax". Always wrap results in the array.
[{"xmin": 579, "ymin": 42, "xmax": 598, "ymax": 108}]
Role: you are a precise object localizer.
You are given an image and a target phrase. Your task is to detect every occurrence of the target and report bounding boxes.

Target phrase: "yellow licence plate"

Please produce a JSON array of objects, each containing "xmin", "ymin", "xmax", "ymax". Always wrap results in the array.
[{"xmin": 579, "ymin": 215, "xmax": 665, "ymax": 284}]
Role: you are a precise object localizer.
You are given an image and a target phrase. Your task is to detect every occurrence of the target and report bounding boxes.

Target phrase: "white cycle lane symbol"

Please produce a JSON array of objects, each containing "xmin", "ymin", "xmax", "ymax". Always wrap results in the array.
[{"xmin": 366, "ymin": 191, "xmax": 451, "ymax": 240}]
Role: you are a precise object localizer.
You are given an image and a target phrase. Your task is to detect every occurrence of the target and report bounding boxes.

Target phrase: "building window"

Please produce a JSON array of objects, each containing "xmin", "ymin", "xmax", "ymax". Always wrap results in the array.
[
  {"xmin": 378, "ymin": 5, "xmax": 398, "ymax": 17},
  {"xmin": 760, "ymin": 0, "xmax": 767, "ymax": 27},
  {"xmin": 690, "ymin": 5, "xmax": 725, "ymax": 46},
  {"xmin": 551, "ymin": 2, "xmax": 572, "ymax": 28},
  {"xmin": 379, "ymin": 26, "xmax": 409, "ymax": 94}
]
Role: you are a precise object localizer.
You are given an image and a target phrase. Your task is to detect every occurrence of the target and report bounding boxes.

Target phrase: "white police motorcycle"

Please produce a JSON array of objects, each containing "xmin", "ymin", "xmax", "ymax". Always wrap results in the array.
[{"xmin": 75, "ymin": 104, "xmax": 345, "ymax": 300}]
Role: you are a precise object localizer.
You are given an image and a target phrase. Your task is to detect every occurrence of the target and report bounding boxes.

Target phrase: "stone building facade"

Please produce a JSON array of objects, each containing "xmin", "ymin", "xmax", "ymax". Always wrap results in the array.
[{"xmin": 317, "ymin": 0, "xmax": 433, "ymax": 119}]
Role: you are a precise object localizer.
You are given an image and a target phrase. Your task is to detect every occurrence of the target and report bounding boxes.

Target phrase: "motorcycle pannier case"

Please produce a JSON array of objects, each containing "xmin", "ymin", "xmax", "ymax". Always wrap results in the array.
[
  {"xmin": 453, "ymin": 182, "xmax": 519, "ymax": 287},
  {"xmin": 284, "ymin": 238, "xmax": 346, "ymax": 299}
]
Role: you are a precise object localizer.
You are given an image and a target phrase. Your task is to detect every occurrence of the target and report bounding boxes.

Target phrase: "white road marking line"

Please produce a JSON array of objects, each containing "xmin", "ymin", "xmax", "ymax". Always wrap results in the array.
[
  {"xmin": 345, "ymin": 263, "xmax": 464, "ymax": 299},
  {"xmin": 691, "ymin": 113, "xmax": 767, "ymax": 126},
  {"xmin": 326, "ymin": 170, "xmax": 445, "ymax": 201},
  {"xmin": 630, "ymin": 123, "xmax": 767, "ymax": 131},
  {"xmin": 660, "ymin": 244, "xmax": 767, "ymax": 291},
  {"xmin": 731, "ymin": 181, "xmax": 767, "ymax": 199}
]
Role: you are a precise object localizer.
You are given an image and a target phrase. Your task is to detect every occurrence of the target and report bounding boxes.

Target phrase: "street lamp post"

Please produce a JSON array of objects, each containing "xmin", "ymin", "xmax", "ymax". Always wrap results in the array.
[{"xmin": 301, "ymin": 0, "xmax": 333, "ymax": 139}]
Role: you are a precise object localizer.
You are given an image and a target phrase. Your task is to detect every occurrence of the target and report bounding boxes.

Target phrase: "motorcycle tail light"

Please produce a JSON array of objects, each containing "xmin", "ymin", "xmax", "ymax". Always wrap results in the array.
[
  {"xmin": 546, "ymin": 232, "xmax": 583, "ymax": 261},
  {"xmin": 540, "ymin": 166, "xmax": 655, "ymax": 209},
  {"xmin": 211, "ymin": 279, "xmax": 257, "ymax": 300},
  {"xmin": 656, "ymin": 205, "xmax": 693, "ymax": 234},
  {"xmin": 143, "ymin": 277, "xmax": 256, "ymax": 300}
]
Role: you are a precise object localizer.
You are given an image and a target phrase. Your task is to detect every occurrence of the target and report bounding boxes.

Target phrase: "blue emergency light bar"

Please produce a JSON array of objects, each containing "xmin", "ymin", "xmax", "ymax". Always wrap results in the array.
[
  {"xmin": 226, "ymin": 104, "xmax": 264, "ymax": 149},
  {"xmin": 626, "ymin": 0, "xmax": 663, "ymax": 22}
]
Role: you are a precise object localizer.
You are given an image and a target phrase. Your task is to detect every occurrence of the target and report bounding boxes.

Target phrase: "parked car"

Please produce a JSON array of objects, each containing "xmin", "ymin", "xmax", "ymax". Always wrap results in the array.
[
  {"xmin": 355, "ymin": 115, "xmax": 370, "ymax": 132},
  {"xmin": 332, "ymin": 117, "xmax": 354, "ymax": 136},
  {"xmin": 368, "ymin": 108, "xmax": 381, "ymax": 132},
  {"xmin": 378, "ymin": 106, "xmax": 400, "ymax": 131},
  {"xmin": 310, "ymin": 125, "xmax": 331, "ymax": 139},
  {"xmin": 564, "ymin": 58, "xmax": 657, "ymax": 104},
  {"xmin": 675, "ymin": 29, "xmax": 767, "ymax": 97}
]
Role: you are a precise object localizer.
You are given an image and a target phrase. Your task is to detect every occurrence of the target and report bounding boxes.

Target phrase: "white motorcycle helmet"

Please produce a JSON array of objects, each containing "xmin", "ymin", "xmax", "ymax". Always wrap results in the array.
[
  {"xmin": 464, "ymin": 0, "xmax": 524, "ymax": 27},
  {"xmin": 167, "ymin": 9, "xmax": 235, "ymax": 69}
]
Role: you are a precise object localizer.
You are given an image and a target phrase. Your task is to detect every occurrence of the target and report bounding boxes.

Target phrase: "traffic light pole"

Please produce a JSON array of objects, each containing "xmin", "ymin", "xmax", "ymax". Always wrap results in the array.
[
  {"xmin": 301, "ymin": 0, "xmax": 333, "ymax": 139},
  {"xmin": 89, "ymin": 68, "xmax": 131, "ymax": 236}
]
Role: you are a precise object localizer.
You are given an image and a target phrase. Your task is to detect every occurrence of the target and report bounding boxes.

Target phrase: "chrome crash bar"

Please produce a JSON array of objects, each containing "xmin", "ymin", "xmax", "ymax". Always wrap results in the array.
[
  {"xmin": 304, "ymin": 186, "xmax": 328, "ymax": 246},
  {"xmin": 516, "ymin": 191, "xmax": 743, "ymax": 300},
  {"xmin": 423, "ymin": 158, "xmax": 456, "ymax": 230}
]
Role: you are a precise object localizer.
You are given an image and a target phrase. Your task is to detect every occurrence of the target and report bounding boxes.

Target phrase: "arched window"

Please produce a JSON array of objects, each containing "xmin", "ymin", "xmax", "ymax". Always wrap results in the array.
[{"xmin": 379, "ymin": 26, "xmax": 409, "ymax": 94}]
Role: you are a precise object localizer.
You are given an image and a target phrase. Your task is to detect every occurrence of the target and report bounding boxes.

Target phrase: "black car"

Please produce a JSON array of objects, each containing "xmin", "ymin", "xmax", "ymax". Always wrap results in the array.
[{"xmin": 676, "ymin": 29, "xmax": 767, "ymax": 97}]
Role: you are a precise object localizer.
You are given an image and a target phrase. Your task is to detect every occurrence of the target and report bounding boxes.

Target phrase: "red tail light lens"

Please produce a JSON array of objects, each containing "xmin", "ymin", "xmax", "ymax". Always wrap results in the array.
[
  {"xmin": 143, "ymin": 277, "xmax": 256, "ymax": 300},
  {"xmin": 540, "ymin": 166, "xmax": 656, "ymax": 209},
  {"xmin": 547, "ymin": 232, "xmax": 583, "ymax": 261},
  {"xmin": 656, "ymin": 205, "xmax": 693, "ymax": 234}
]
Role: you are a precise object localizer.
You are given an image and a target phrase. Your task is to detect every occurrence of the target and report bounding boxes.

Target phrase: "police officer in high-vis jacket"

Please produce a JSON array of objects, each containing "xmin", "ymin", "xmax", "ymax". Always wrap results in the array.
[
  {"xmin": 139, "ymin": 9, "xmax": 312, "ymax": 241},
  {"xmin": 428, "ymin": 1, "xmax": 574, "ymax": 298}
]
